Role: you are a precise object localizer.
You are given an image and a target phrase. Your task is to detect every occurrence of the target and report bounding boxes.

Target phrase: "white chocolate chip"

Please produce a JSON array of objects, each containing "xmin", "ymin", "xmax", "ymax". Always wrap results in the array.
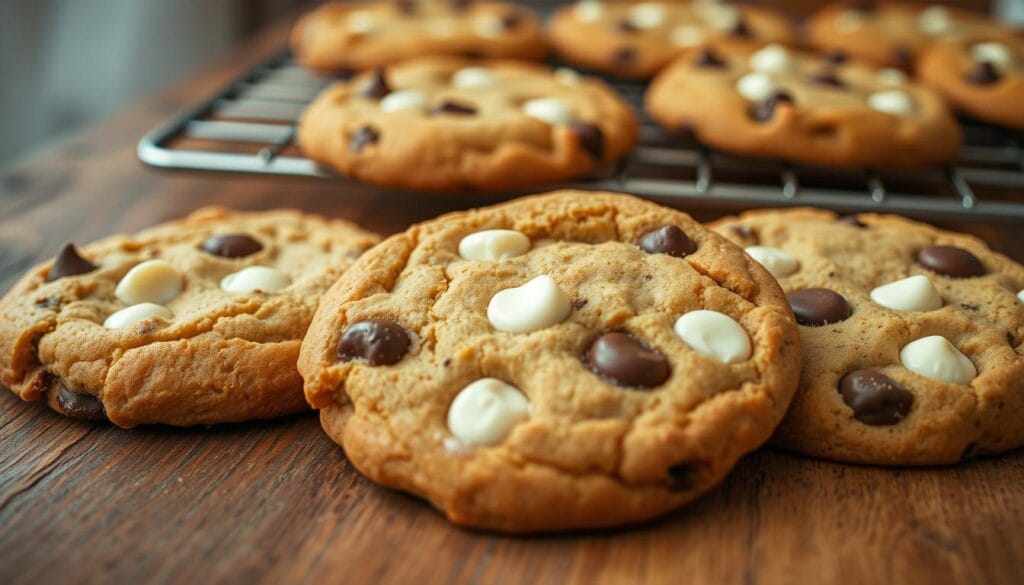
[
  {"xmin": 447, "ymin": 378, "xmax": 530, "ymax": 446},
  {"xmin": 868, "ymin": 90, "xmax": 915, "ymax": 116},
  {"xmin": 971, "ymin": 42, "xmax": 1013, "ymax": 69},
  {"xmin": 345, "ymin": 10, "xmax": 377, "ymax": 34},
  {"xmin": 877, "ymin": 68, "xmax": 908, "ymax": 86},
  {"xmin": 918, "ymin": 6, "xmax": 953, "ymax": 35},
  {"xmin": 670, "ymin": 25, "xmax": 705, "ymax": 47},
  {"xmin": 458, "ymin": 230, "xmax": 531, "ymax": 261},
  {"xmin": 900, "ymin": 335, "xmax": 976, "ymax": 384},
  {"xmin": 673, "ymin": 310, "xmax": 752, "ymax": 364},
  {"xmin": 700, "ymin": 3, "xmax": 740, "ymax": 32},
  {"xmin": 523, "ymin": 97, "xmax": 575, "ymax": 125},
  {"xmin": 736, "ymin": 72, "xmax": 777, "ymax": 102},
  {"xmin": 574, "ymin": 0, "xmax": 604, "ymax": 23},
  {"xmin": 745, "ymin": 246, "xmax": 798, "ymax": 278},
  {"xmin": 487, "ymin": 275, "xmax": 571, "ymax": 333},
  {"xmin": 870, "ymin": 275, "xmax": 943, "ymax": 312},
  {"xmin": 379, "ymin": 89, "xmax": 428, "ymax": 113},
  {"xmin": 834, "ymin": 9, "xmax": 865, "ymax": 33},
  {"xmin": 749, "ymin": 44, "xmax": 794, "ymax": 74},
  {"xmin": 103, "ymin": 303, "xmax": 174, "ymax": 330},
  {"xmin": 627, "ymin": 2, "xmax": 667, "ymax": 29},
  {"xmin": 555, "ymin": 67, "xmax": 583, "ymax": 86},
  {"xmin": 220, "ymin": 266, "xmax": 291, "ymax": 294},
  {"xmin": 1017, "ymin": 289, "xmax": 1024, "ymax": 305},
  {"xmin": 474, "ymin": 14, "xmax": 504, "ymax": 38},
  {"xmin": 115, "ymin": 260, "xmax": 183, "ymax": 306},
  {"xmin": 452, "ymin": 67, "xmax": 499, "ymax": 89}
]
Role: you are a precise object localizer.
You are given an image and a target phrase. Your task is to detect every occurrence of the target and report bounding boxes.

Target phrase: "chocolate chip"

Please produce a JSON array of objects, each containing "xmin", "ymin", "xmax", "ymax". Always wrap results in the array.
[
  {"xmin": 613, "ymin": 46, "xmax": 636, "ymax": 65},
  {"xmin": 569, "ymin": 121, "xmax": 604, "ymax": 161},
  {"xmin": 431, "ymin": 100, "xmax": 477, "ymax": 116},
  {"xmin": 787, "ymin": 288, "xmax": 853, "ymax": 326},
  {"xmin": 501, "ymin": 11, "xmax": 522, "ymax": 30},
  {"xmin": 917, "ymin": 246, "xmax": 985, "ymax": 278},
  {"xmin": 48, "ymin": 243, "xmax": 98, "ymax": 282},
  {"xmin": 751, "ymin": 91, "xmax": 794, "ymax": 122},
  {"xmin": 360, "ymin": 69, "xmax": 391, "ymax": 100},
  {"xmin": 892, "ymin": 45, "xmax": 912, "ymax": 70},
  {"xmin": 666, "ymin": 462, "xmax": 699, "ymax": 491},
  {"xmin": 694, "ymin": 48, "xmax": 726, "ymax": 68},
  {"xmin": 614, "ymin": 18, "xmax": 638, "ymax": 34},
  {"xmin": 201, "ymin": 234, "xmax": 263, "ymax": 258},
  {"xmin": 394, "ymin": 0, "xmax": 416, "ymax": 15},
  {"xmin": 638, "ymin": 225, "xmax": 697, "ymax": 258},
  {"xmin": 823, "ymin": 50, "xmax": 848, "ymax": 65},
  {"xmin": 443, "ymin": 358, "xmax": 452, "ymax": 367},
  {"xmin": 351, "ymin": 126, "xmax": 380, "ymax": 153},
  {"xmin": 585, "ymin": 332, "xmax": 670, "ymax": 388},
  {"xmin": 838, "ymin": 215, "xmax": 865, "ymax": 227},
  {"xmin": 731, "ymin": 16, "xmax": 751, "ymax": 38},
  {"xmin": 809, "ymin": 70, "xmax": 845, "ymax": 87},
  {"xmin": 730, "ymin": 224, "xmax": 755, "ymax": 240},
  {"xmin": 965, "ymin": 61, "xmax": 1002, "ymax": 85},
  {"xmin": 839, "ymin": 369, "xmax": 913, "ymax": 425},
  {"xmin": 338, "ymin": 319, "xmax": 410, "ymax": 366},
  {"xmin": 52, "ymin": 378, "xmax": 107, "ymax": 421}
]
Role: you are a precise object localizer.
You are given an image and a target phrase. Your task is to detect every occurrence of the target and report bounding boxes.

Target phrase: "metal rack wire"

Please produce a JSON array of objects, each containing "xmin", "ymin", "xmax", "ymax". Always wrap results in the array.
[{"xmin": 138, "ymin": 49, "xmax": 1024, "ymax": 222}]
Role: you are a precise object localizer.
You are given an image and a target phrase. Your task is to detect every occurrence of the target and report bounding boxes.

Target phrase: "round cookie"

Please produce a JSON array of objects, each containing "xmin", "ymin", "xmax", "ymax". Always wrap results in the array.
[
  {"xmin": 806, "ymin": 2, "xmax": 1019, "ymax": 69},
  {"xmin": 547, "ymin": 0, "xmax": 796, "ymax": 79},
  {"xmin": 298, "ymin": 57, "xmax": 638, "ymax": 193},
  {"xmin": 291, "ymin": 0, "xmax": 546, "ymax": 72},
  {"xmin": 0, "ymin": 207, "xmax": 379, "ymax": 428},
  {"xmin": 918, "ymin": 37, "xmax": 1024, "ymax": 129},
  {"xmin": 645, "ymin": 43, "xmax": 961, "ymax": 168},
  {"xmin": 712, "ymin": 208, "xmax": 1024, "ymax": 466},
  {"xmin": 298, "ymin": 191, "xmax": 801, "ymax": 532}
]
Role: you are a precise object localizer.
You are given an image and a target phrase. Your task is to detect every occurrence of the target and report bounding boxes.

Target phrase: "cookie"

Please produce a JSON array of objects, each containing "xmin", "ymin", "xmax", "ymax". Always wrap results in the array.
[
  {"xmin": 806, "ymin": 2, "xmax": 1019, "ymax": 69},
  {"xmin": 0, "ymin": 208, "xmax": 379, "ymax": 427},
  {"xmin": 918, "ymin": 37, "xmax": 1024, "ymax": 129},
  {"xmin": 713, "ymin": 208, "xmax": 1024, "ymax": 465},
  {"xmin": 298, "ymin": 57, "xmax": 638, "ymax": 192},
  {"xmin": 291, "ymin": 0, "xmax": 546, "ymax": 72},
  {"xmin": 645, "ymin": 43, "xmax": 962, "ymax": 168},
  {"xmin": 547, "ymin": 0, "xmax": 797, "ymax": 79},
  {"xmin": 298, "ymin": 191, "xmax": 801, "ymax": 532}
]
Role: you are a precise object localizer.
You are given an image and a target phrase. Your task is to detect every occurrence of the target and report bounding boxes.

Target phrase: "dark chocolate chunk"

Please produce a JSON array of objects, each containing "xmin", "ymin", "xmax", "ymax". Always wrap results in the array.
[
  {"xmin": 351, "ymin": 126, "xmax": 380, "ymax": 152},
  {"xmin": 360, "ymin": 69, "xmax": 391, "ymax": 99},
  {"xmin": 201, "ymin": 234, "xmax": 263, "ymax": 258},
  {"xmin": 839, "ymin": 369, "xmax": 913, "ymax": 425},
  {"xmin": 965, "ymin": 61, "xmax": 1002, "ymax": 85},
  {"xmin": 838, "ymin": 215, "xmax": 865, "ymax": 227},
  {"xmin": 694, "ymin": 48, "xmax": 726, "ymax": 68},
  {"xmin": 569, "ymin": 121, "xmax": 604, "ymax": 161},
  {"xmin": 48, "ymin": 243, "xmax": 98, "ymax": 282},
  {"xmin": 752, "ymin": 91, "xmax": 794, "ymax": 122},
  {"xmin": 394, "ymin": 0, "xmax": 416, "ymax": 15},
  {"xmin": 917, "ymin": 245, "xmax": 985, "ymax": 278},
  {"xmin": 431, "ymin": 100, "xmax": 477, "ymax": 116},
  {"xmin": 613, "ymin": 46, "xmax": 637, "ymax": 65},
  {"xmin": 731, "ymin": 16, "xmax": 751, "ymax": 38},
  {"xmin": 50, "ymin": 376, "xmax": 107, "ymax": 421},
  {"xmin": 338, "ymin": 319, "xmax": 411, "ymax": 366},
  {"xmin": 638, "ymin": 225, "xmax": 697, "ymax": 257},
  {"xmin": 787, "ymin": 288, "xmax": 853, "ymax": 326},
  {"xmin": 585, "ymin": 332, "xmax": 670, "ymax": 388},
  {"xmin": 809, "ymin": 70, "xmax": 845, "ymax": 87}
]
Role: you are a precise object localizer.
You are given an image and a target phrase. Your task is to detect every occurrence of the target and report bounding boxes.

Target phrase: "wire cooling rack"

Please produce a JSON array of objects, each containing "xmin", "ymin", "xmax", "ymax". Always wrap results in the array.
[{"xmin": 138, "ymin": 48, "xmax": 1024, "ymax": 221}]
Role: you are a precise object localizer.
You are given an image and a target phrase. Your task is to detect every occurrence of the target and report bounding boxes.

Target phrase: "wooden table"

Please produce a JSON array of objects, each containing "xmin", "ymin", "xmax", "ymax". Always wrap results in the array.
[{"xmin": 2, "ymin": 18, "xmax": 1022, "ymax": 585}]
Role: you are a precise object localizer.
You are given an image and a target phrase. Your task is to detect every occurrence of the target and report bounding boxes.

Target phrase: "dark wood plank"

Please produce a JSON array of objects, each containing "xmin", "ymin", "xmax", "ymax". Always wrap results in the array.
[{"xmin": 1, "ymin": 13, "xmax": 1022, "ymax": 585}]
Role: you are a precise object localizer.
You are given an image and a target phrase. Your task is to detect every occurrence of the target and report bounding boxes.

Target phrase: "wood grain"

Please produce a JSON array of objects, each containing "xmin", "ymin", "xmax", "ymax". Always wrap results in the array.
[{"xmin": 1, "ymin": 12, "xmax": 1023, "ymax": 585}]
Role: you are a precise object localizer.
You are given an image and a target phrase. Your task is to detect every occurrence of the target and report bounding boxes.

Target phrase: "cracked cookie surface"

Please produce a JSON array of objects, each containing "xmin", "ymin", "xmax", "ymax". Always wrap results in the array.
[
  {"xmin": 645, "ymin": 43, "xmax": 961, "ymax": 168},
  {"xmin": 298, "ymin": 191, "xmax": 800, "ymax": 532},
  {"xmin": 292, "ymin": 0, "xmax": 546, "ymax": 72},
  {"xmin": 0, "ymin": 207, "xmax": 379, "ymax": 427},
  {"xmin": 714, "ymin": 208, "xmax": 1024, "ymax": 465},
  {"xmin": 298, "ymin": 57, "xmax": 638, "ymax": 193}
]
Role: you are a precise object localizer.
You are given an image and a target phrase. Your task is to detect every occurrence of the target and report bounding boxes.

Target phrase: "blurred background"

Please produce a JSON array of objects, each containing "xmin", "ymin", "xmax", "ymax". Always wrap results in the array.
[{"xmin": 0, "ymin": 0, "xmax": 1020, "ymax": 167}]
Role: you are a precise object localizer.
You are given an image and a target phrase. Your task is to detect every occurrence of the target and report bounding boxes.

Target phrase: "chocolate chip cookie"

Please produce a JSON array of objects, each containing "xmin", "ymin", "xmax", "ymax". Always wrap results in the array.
[
  {"xmin": 298, "ymin": 190, "xmax": 800, "ymax": 532},
  {"xmin": 292, "ymin": 0, "xmax": 546, "ymax": 72},
  {"xmin": 713, "ymin": 208, "xmax": 1024, "ymax": 465},
  {"xmin": 0, "ymin": 207, "xmax": 379, "ymax": 427},
  {"xmin": 547, "ymin": 0, "xmax": 796, "ymax": 79},
  {"xmin": 298, "ymin": 57, "xmax": 638, "ymax": 192},
  {"xmin": 918, "ymin": 37, "xmax": 1024, "ymax": 129},
  {"xmin": 645, "ymin": 43, "xmax": 961, "ymax": 168},
  {"xmin": 806, "ymin": 2, "xmax": 1018, "ymax": 69}
]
